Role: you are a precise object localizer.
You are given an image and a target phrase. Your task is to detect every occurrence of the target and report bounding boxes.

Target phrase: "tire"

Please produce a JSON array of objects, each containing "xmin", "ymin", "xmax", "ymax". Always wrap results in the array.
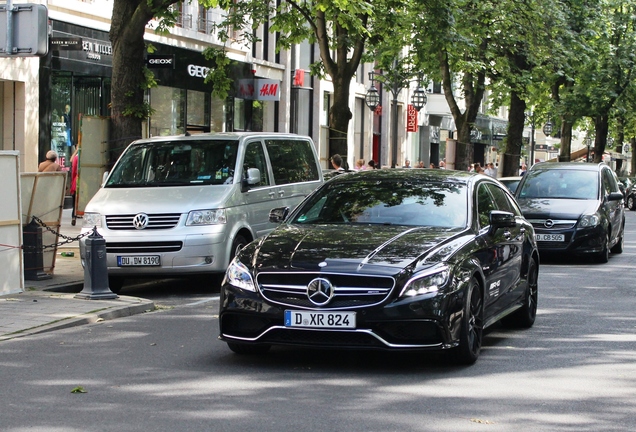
[
  {"xmin": 230, "ymin": 234, "xmax": 248, "ymax": 262},
  {"xmin": 628, "ymin": 195, "xmax": 636, "ymax": 211},
  {"xmin": 611, "ymin": 227, "xmax": 624, "ymax": 254},
  {"xmin": 501, "ymin": 257, "xmax": 538, "ymax": 328},
  {"xmin": 227, "ymin": 342, "xmax": 271, "ymax": 355},
  {"xmin": 595, "ymin": 233, "xmax": 610, "ymax": 263},
  {"xmin": 108, "ymin": 276, "xmax": 125, "ymax": 294},
  {"xmin": 452, "ymin": 277, "xmax": 483, "ymax": 365}
]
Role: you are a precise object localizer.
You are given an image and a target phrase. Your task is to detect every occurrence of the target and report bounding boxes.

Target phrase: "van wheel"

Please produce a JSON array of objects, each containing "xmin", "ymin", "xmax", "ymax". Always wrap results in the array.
[
  {"xmin": 230, "ymin": 235, "xmax": 248, "ymax": 261},
  {"xmin": 108, "ymin": 276, "xmax": 125, "ymax": 294}
]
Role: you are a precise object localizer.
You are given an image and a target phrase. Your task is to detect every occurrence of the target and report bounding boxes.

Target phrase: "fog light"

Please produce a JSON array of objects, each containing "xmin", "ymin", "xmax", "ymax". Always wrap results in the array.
[{"xmin": 205, "ymin": 256, "xmax": 213, "ymax": 264}]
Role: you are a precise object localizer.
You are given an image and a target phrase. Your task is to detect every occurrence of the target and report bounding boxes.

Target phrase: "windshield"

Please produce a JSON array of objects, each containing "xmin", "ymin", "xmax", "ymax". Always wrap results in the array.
[
  {"xmin": 291, "ymin": 179, "xmax": 467, "ymax": 228},
  {"xmin": 105, "ymin": 140, "xmax": 239, "ymax": 187},
  {"xmin": 517, "ymin": 169, "xmax": 599, "ymax": 199}
]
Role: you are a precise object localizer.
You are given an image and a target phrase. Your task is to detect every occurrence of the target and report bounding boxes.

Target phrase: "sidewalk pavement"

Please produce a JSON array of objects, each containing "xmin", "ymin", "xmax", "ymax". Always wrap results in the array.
[{"xmin": 0, "ymin": 209, "xmax": 154, "ymax": 342}]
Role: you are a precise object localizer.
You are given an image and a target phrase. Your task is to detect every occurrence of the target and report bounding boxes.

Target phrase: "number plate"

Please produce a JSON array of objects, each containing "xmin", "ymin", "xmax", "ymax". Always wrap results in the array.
[
  {"xmin": 117, "ymin": 255, "xmax": 161, "ymax": 266},
  {"xmin": 535, "ymin": 234, "xmax": 565, "ymax": 242},
  {"xmin": 284, "ymin": 310, "xmax": 356, "ymax": 329}
]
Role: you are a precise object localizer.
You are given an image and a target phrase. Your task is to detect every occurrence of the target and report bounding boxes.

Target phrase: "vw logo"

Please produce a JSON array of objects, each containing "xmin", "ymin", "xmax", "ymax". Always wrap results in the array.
[
  {"xmin": 307, "ymin": 278, "xmax": 334, "ymax": 306},
  {"xmin": 132, "ymin": 213, "xmax": 149, "ymax": 230},
  {"xmin": 544, "ymin": 219, "xmax": 555, "ymax": 228}
]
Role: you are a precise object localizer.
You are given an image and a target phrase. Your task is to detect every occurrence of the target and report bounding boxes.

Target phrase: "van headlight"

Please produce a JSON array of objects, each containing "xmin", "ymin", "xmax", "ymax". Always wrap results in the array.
[
  {"xmin": 224, "ymin": 258, "xmax": 256, "ymax": 292},
  {"xmin": 186, "ymin": 209, "xmax": 227, "ymax": 225},
  {"xmin": 579, "ymin": 213, "xmax": 601, "ymax": 228},
  {"xmin": 399, "ymin": 265, "xmax": 450, "ymax": 298},
  {"xmin": 82, "ymin": 212, "xmax": 102, "ymax": 228}
]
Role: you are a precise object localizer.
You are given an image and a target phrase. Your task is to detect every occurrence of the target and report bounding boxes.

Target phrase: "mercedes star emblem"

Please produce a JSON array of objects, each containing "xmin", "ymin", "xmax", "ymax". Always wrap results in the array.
[{"xmin": 307, "ymin": 278, "xmax": 334, "ymax": 306}]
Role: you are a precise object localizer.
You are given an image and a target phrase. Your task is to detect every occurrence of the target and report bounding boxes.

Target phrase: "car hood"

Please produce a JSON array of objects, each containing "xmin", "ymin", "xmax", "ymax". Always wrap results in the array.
[
  {"xmin": 516, "ymin": 198, "xmax": 599, "ymax": 219},
  {"xmin": 85, "ymin": 185, "xmax": 234, "ymax": 214},
  {"xmin": 248, "ymin": 224, "xmax": 464, "ymax": 274}
]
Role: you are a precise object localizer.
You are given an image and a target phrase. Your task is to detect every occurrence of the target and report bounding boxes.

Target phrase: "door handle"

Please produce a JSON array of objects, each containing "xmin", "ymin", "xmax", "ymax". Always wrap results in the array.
[
  {"xmin": 278, "ymin": 190, "xmax": 285, "ymax": 197},
  {"xmin": 268, "ymin": 191, "xmax": 275, "ymax": 198},
  {"xmin": 503, "ymin": 231, "xmax": 511, "ymax": 240}
]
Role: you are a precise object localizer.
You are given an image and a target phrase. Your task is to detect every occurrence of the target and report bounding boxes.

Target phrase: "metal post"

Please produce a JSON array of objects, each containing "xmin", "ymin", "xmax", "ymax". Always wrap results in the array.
[
  {"xmin": 75, "ymin": 228, "xmax": 118, "ymax": 299},
  {"xmin": 391, "ymin": 86, "xmax": 399, "ymax": 168},
  {"xmin": 6, "ymin": 0, "xmax": 13, "ymax": 55},
  {"xmin": 529, "ymin": 114, "xmax": 535, "ymax": 168}
]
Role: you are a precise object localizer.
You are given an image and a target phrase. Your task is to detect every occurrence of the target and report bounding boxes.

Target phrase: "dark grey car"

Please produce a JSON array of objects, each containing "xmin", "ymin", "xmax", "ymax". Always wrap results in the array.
[{"xmin": 514, "ymin": 162, "xmax": 625, "ymax": 263}]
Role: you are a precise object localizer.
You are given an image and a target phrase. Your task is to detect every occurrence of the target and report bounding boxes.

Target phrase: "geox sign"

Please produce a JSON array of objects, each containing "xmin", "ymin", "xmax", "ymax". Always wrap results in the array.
[{"xmin": 146, "ymin": 54, "xmax": 175, "ymax": 69}]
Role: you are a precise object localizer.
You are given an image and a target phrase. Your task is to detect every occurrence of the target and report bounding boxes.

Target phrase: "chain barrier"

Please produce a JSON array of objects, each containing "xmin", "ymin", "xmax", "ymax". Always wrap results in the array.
[{"xmin": 23, "ymin": 215, "xmax": 92, "ymax": 251}]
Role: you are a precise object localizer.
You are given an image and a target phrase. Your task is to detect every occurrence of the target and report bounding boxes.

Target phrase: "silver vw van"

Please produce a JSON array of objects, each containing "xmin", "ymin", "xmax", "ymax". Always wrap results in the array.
[{"xmin": 81, "ymin": 132, "xmax": 323, "ymax": 292}]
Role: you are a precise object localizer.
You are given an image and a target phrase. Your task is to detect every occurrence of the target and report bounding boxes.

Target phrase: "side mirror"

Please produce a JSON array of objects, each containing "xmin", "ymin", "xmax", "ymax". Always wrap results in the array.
[
  {"xmin": 489, "ymin": 210, "xmax": 516, "ymax": 232},
  {"xmin": 618, "ymin": 183, "xmax": 626, "ymax": 196},
  {"xmin": 101, "ymin": 171, "xmax": 109, "ymax": 186},
  {"xmin": 607, "ymin": 191, "xmax": 624, "ymax": 202},
  {"xmin": 269, "ymin": 207, "xmax": 290, "ymax": 223},
  {"xmin": 241, "ymin": 167, "xmax": 261, "ymax": 192}
]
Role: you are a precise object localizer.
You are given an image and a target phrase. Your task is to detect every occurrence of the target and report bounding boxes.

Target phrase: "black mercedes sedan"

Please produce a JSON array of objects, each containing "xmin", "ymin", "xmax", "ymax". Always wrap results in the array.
[
  {"xmin": 219, "ymin": 169, "xmax": 539, "ymax": 364},
  {"xmin": 514, "ymin": 162, "xmax": 625, "ymax": 263}
]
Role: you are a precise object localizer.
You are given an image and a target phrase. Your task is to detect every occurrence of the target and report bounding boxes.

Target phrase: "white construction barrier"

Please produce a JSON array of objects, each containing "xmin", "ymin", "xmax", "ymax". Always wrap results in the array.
[{"xmin": 0, "ymin": 151, "xmax": 24, "ymax": 295}]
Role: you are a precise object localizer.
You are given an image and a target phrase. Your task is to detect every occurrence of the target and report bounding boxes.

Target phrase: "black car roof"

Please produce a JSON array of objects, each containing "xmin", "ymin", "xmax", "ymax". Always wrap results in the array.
[
  {"xmin": 529, "ymin": 162, "xmax": 606, "ymax": 172},
  {"xmin": 325, "ymin": 168, "xmax": 478, "ymax": 185}
]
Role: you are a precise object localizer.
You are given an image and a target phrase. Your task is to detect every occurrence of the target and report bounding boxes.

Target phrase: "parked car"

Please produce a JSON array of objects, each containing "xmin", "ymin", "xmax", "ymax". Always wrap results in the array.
[
  {"xmin": 219, "ymin": 169, "xmax": 539, "ymax": 365},
  {"xmin": 618, "ymin": 176, "xmax": 635, "ymax": 210},
  {"xmin": 498, "ymin": 176, "xmax": 522, "ymax": 194},
  {"xmin": 81, "ymin": 132, "xmax": 323, "ymax": 292},
  {"xmin": 515, "ymin": 162, "xmax": 625, "ymax": 263}
]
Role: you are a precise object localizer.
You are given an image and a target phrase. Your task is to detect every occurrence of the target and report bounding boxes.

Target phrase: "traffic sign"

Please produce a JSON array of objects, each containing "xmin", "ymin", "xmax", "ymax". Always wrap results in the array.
[{"xmin": 0, "ymin": 3, "xmax": 49, "ymax": 57}]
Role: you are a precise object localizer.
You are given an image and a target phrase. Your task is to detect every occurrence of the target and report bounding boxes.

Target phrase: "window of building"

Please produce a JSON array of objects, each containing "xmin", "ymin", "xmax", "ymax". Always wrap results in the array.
[{"xmin": 149, "ymin": 85, "xmax": 186, "ymax": 136}]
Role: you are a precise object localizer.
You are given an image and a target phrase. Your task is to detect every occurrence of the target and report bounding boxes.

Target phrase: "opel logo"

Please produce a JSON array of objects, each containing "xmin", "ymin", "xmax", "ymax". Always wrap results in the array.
[
  {"xmin": 132, "ymin": 213, "xmax": 149, "ymax": 230},
  {"xmin": 544, "ymin": 219, "xmax": 555, "ymax": 228},
  {"xmin": 307, "ymin": 278, "xmax": 334, "ymax": 306}
]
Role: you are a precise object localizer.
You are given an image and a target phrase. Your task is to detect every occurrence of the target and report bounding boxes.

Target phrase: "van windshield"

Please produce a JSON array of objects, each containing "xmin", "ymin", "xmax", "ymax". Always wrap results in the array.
[{"xmin": 105, "ymin": 140, "xmax": 239, "ymax": 187}]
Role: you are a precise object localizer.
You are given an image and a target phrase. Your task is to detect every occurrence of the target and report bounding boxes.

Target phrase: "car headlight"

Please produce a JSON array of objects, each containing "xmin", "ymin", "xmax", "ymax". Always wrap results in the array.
[
  {"xmin": 82, "ymin": 212, "xmax": 102, "ymax": 228},
  {"xmin": 224, "ymin": 258, "xmax": 256, "ymax": 292},
  {"xmin": 579, "ymin": 213, "xmax": 601, "ymax": 228},
  {"xmin": 186, "ymin": 209, "xmax": 227, "ymax": 226},
  {"xmin": 400, "ymin": 265, "xmax": 450, "ymax": 298}
]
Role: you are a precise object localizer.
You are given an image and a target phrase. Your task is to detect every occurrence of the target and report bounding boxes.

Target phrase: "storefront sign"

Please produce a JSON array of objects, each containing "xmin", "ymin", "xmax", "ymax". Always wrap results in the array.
[
  {"xmin": 406, "ymin": 104, "xmax": 418, "ymax": 132},
  {"xmin": 238, "ymin": 79, "xmax": 280, "ymax": 101},
  {"xmin": 187, "ymin": 64, "xmax": 211, "ymax": 78},
  {"xmin": 51, "ymin": 37, "xmax": 83, "ymax": 50},
  {"xmin": 82, "ymin": 40, "xmax": 112, "ymax": 61},
  {"xmin": 147, "ymin": 54, "xmax": 175, "ymax": 68}
]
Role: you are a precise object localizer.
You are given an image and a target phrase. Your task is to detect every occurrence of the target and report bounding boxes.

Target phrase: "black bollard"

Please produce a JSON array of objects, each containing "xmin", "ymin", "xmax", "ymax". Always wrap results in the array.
[
  {"xmin": 75, "ymin": 227, "xmax": 118, "ymax": 300},
  {"xmin": 23, "ymin": 219, "xmax": 52, "ymax": 281}
]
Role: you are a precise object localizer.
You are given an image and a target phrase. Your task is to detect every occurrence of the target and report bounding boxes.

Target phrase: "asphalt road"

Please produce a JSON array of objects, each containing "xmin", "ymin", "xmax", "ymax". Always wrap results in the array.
[{"xmin": 2, "ymin": 212, "xmax": 636, "ymax": 431}]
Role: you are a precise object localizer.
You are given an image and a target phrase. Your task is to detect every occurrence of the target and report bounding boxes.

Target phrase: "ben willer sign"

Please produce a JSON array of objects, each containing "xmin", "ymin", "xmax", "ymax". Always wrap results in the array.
[{"xmin": 146, "ymin": 54, "xmax": 175, "ymax": 68}]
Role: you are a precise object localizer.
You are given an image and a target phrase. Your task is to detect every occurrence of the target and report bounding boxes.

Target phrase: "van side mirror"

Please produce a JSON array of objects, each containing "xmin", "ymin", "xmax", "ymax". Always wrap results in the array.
[
  {"xmin": 241, "ymin": 167, "xmax": 261, "ymax": 192},
  {"xmin": 269, "ymin": 207, "xmax": 290, "ymax": 223},
  {"xmin": 101, "ymin": 171, "xmax": 109, "ymax": 186}
]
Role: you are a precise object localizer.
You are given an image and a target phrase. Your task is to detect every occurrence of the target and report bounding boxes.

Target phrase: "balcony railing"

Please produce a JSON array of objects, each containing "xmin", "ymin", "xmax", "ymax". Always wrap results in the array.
[{"xmin": 176, "ymin": 13, "xmax": 192, "ymax": 29}]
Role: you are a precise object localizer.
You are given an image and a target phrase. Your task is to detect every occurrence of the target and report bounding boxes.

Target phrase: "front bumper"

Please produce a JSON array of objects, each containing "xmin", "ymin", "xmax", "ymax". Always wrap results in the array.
[
  {"xmin": 218, "ymin": 284, "xmax": 464, "ymax": 351},
  {"xmin": 534, "ymin": 225, "xmax": 606, "ymax": 255}
]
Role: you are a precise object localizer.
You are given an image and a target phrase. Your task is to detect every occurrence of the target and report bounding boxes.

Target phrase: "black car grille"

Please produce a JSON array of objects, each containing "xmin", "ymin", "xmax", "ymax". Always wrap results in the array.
[
  {"xmin": 106, "ymin": 213, "xmax": 181, "ymax": 230},
  {"xmin": 261, "ymin": 328, "xmax": 386, "ymax": 348},
  {"xmin": 527, "ymin": 219, "xmax": 577, "ymax": 230},
  {"xmin": 256, "ymin": 272, "xmax": 395, "ymax": 310},
  {"xmin": 106, "ymin": 241, "xmax": 183, "ymax": 254}
]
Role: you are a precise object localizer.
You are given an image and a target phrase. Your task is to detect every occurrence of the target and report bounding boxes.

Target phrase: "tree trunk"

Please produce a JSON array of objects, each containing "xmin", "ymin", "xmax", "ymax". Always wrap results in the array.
[
  {"xmin": 328, "ymin": 73, "xmax": 353, "ymax": 169},
  {"xmin": 558, "ymin": 120, "xmax": 573, "ymax": 162},
  {"xmin": 501, "ymin": 92, "xmax": 525, "ymax": 177},
  {"xmin": 631, "ymin": 137, "xmax": 636, "ymax": 174},
  {"xmin": 109, "ymin": 0, "xmax": 157, "ymax": 166},
  {"xmin": 593, "ymin": 114, "xmax": 609, "ymax": 163}
]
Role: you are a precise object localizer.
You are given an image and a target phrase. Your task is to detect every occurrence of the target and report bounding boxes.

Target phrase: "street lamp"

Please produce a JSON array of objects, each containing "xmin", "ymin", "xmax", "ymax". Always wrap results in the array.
[
  {"xmin": 585, "ymin": 137, "xmax": 593, "ymax": 162},
  {"xmin": 365, "ymin": 65, "xmax": 427, "ymax": 168},
  {"xmin": 365, "ymin": 72, "xmax": 381, "ymax": 168},
  {"xmin": 543, "ymin": 120, "xmax": 553, "ymax": 137}
]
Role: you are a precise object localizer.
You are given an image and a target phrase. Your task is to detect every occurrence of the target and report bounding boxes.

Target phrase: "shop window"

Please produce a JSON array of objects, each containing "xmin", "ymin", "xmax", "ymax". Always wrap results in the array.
[
  {"xmin": 187, "ymin": 90, "xmax": 211, "ymax": 133},
  {"xmin": 149, "ymin": 85, "xmax": 185, "ymax": 136}
]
